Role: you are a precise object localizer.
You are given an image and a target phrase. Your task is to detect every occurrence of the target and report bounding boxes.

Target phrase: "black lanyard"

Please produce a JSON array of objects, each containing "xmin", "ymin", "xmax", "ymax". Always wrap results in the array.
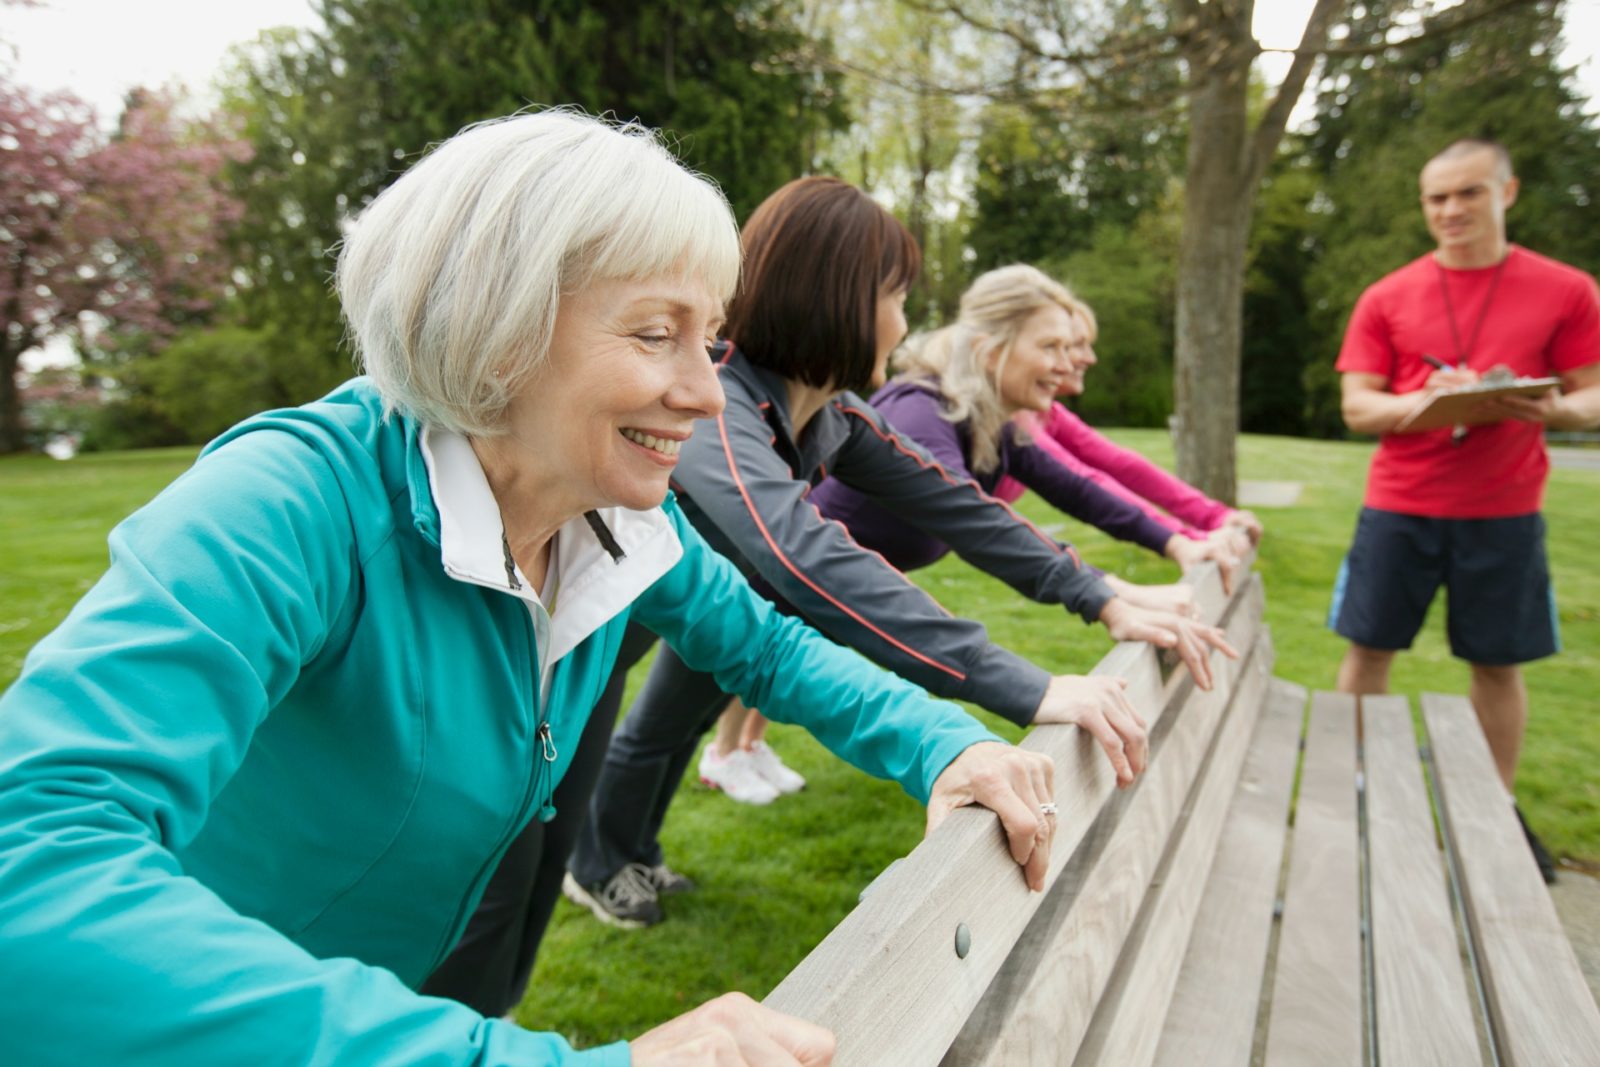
[{"xmin": 1434, "ymin": 253, "xmax": 1508, "ymax": 369}]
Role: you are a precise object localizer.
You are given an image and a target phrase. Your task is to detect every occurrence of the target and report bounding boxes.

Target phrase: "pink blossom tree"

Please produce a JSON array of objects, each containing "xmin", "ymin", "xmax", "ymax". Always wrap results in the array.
[{"xmin": 0, "ymin": 77, "xmax": 245, "ymax": 452}]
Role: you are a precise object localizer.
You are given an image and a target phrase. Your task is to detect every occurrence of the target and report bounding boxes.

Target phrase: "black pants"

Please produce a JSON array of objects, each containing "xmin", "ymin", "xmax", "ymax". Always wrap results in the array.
[
  {"xmin": 566, "ymin": 640, "xmax": 733, "ymax": 887},
  {"xmin": 420, "ymin": 623, "xmax": 658, "ymax": 1017},
  {"xmin": 568, "ymin": 576, "xmax": 800, "ymax": 888}
]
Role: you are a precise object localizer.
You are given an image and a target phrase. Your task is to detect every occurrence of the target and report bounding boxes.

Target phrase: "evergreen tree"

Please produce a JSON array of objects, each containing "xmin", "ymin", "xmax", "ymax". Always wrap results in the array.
[
  {"xmin": 221, "ymin": 0, "xmax": 847, "ymax": 403},
  {"xmin": 968, "ymin": 0, "xmax": 1184, "ymax": 272}
]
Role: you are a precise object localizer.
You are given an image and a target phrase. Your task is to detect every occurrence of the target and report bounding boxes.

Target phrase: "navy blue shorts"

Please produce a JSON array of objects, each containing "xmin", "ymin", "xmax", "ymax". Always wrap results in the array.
[{"xmin": 1327, "ymin": 508, "xmax": 1560, "ymax": 666}]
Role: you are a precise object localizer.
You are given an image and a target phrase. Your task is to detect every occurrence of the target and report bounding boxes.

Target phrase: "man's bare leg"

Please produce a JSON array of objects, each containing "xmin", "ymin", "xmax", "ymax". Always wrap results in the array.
[
  {"xmin": 1337, "ymin": 643, "xmax": 1396, "ymax": 695},
  {"xmin": 1468, "ymin": 663, "xmax": 1527, "ymax": 791}
]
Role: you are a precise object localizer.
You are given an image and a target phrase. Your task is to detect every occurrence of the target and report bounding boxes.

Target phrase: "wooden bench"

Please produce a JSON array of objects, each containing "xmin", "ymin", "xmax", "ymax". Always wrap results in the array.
[{"xmin": 764, "ymin": 558, "xmax": 1600, "ymax": 1064}]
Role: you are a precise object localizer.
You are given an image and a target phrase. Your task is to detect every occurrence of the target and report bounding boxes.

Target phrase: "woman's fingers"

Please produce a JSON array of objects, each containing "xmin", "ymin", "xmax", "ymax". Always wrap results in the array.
[
  {"xmin": 1081, "ymin": 707, "xmax": 1132, "ymax": 787},
  {"xmin": 1108, "ymin": 687, "xmax": 1148, "ymax": 778},
  {"xmin": 1068, "ymin": 677, "xmax": 1146, "ymax": 787},
  {"xmin": 1173, "ymin": 621, "xmax": 1213, "ymax": 690},
  {"xmin": 1208, "ymin": 545, "xmax": 1240, "ymax": 594},
  {"xmin": 926, "ymin": 743, "xmax": 1057, "ymax": 891},
  {"xmin": 977, "ymin": 751, "xmax": 1052, "ymax": 889},
  {"xmin": 631, "ymin": 993, "xmax": 836, "ymax": 1067}
]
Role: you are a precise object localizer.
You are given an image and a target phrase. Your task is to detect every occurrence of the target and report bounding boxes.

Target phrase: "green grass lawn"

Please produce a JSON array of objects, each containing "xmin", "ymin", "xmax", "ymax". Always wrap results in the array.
[{"xmin": 1, "ymin": 433, "xmax": 1595, "ymax": 1048}]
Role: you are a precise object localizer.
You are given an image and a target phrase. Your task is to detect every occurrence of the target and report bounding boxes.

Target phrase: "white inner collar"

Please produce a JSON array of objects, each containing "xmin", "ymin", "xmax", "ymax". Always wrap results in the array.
[{"xmin": 419, "ymin": 424, "xmax": 683, "ymax": 666}]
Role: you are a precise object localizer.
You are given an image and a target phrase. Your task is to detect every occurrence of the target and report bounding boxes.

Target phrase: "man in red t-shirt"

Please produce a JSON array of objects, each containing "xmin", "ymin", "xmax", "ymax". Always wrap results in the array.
[{"xmin": 1330, "ymin": 138, "xmax": 1600, "ymax": 882}]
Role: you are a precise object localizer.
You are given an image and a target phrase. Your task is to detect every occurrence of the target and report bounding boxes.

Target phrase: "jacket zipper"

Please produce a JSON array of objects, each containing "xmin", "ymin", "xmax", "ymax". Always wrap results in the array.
[{"xmin": 428, "ymin": 598, "xmax": 550, "ymax": 973}]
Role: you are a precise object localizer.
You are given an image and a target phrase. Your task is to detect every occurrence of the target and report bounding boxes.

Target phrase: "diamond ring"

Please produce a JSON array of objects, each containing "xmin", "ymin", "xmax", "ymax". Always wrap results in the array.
[{"xmin": 1039, "ymin": 802, "xmax": 1059, "ymax": 817}]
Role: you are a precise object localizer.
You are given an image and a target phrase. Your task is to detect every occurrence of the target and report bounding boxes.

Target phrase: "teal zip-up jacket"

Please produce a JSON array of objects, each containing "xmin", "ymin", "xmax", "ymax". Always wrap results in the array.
[{"xmin": 0, "ymin": 379, "xmax": 998, "ymax": 1066}]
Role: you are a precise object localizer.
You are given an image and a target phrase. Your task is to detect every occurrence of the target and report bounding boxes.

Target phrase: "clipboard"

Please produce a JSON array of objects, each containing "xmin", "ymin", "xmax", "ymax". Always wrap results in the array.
[{"xmin": 1393, "ymin": 377, "xmax": 1560, "ymax": 433}]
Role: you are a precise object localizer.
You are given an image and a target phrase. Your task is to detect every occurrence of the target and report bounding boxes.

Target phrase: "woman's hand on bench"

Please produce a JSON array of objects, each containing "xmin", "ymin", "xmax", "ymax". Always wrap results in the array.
[
  {"xmin": 926, "ymin": 741, "xmax": 1058, "ymax": 891},
  {"xmin": 1223, "ymin": 508, "xmax": 1264, "ymax": 547},
  {"xmin": 630, "ymin": 991, "xmax": 835, "ymax": 1066},
  {"xmin": 1030, "ymin": 674, "xmax": 1148, "ymax": 789},
  {"xmin": 1164, "ymin": 534, "xmax": 1242, "ymax": 594},
  {"xmin": 1101, "ymin": 574, "xmax": 1198, "ymax": 616},
  {"xmin": 1097, "ymin": 598, "xmax": 1239, "ymax": 692}
]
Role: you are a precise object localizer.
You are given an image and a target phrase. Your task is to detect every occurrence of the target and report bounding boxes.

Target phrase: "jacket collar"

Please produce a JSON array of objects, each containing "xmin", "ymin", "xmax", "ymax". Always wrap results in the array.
[
  {"xmin": 415, "ymin": 423, "xmax": 682, "ymax": 662},
  {"xmin": 715, "ymin": 344, "xmax": 850, "ymax": 482}
]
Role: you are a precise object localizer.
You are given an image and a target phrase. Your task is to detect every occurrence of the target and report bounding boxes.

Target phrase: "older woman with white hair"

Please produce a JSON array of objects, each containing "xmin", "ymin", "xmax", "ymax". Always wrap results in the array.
[{"xmin": 0, "ymin": 111, "xmax": 1058, "ymax": 1067}]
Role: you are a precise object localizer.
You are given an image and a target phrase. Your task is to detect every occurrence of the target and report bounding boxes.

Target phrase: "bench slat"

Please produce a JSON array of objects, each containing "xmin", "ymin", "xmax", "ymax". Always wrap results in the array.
[
  {"xmin": 1070, "ymin": 628, "xmax": 1277, "ymax": 1067},
  {"xmin": 762, "ymin": 562, "xmax": 1238, "ymax": 1065},
  {"xmin": 939, "ymin": 577, "xmax": 1267, "ymax": 1066},
  {"xmin": 1364, "ymin": 694, "xmax": 1482, "ymax": 1065},
  {"xmin": 1422, "ymin": 692, "xmax": 1600, "ymax": 1065},
  {"xmin": 1265, "ymin": 691, "xmax": 1362, "ymax": 1065},
  {"xmin": 1152, "ymin": 677, "xmax": 1306, "ymax": 1067}
]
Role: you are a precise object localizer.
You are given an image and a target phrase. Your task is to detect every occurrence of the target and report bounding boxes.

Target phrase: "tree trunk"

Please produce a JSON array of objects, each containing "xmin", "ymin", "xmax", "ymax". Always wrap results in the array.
[
  {"xmin": 0, "ymin": 340, "xmax": 26, "ymax": 454},
  {"xmin": 1172, "ymin": 13, "xmax": 1257, "ymax": 505}
]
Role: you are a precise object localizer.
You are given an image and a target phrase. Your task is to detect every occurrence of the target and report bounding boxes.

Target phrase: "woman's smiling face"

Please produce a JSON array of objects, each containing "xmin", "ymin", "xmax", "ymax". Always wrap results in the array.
[
  {"xmin": 991, "ymin": 303, "xmax": 1097, "ymax": 413},
  {"xmin": 501, "ymin": 274, "xmax": 726, "ymax": 512}
]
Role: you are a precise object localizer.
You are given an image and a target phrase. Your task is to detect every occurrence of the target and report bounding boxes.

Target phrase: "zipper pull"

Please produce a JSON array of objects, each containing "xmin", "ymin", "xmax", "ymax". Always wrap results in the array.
[{"xmin": 535, "ymin": 721, "xmax": 558, "ymax": 763}]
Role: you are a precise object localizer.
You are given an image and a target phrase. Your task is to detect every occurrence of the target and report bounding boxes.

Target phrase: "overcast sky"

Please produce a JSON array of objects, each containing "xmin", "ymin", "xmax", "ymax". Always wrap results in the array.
[{"xmin": 4, "ymin": 0, "xmax": 1597, "ymax": 124}]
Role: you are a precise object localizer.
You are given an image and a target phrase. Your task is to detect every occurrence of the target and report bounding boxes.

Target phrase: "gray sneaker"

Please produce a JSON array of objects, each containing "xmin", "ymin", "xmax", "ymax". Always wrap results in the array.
[
  {"xmin": 645, "ymin": 863, "xmax": 696, "ymax": 895},
  {"xmin": 562, "ymin": 864, "xmax": 663, "ymax": 928}
]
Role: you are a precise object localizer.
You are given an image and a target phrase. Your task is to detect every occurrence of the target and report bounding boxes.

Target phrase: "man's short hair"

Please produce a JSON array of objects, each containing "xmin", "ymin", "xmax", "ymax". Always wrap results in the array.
[
  {"xmin": 726, "ymin": 176, "xmax": 921, "ymax": 395},
  {"xmin": 1427, "ymin": 138, "xmax": 1514, "ymax": 181},
  {"xmin": 336, "ymin": 109, "xmax": 741, "ymax": 437}
]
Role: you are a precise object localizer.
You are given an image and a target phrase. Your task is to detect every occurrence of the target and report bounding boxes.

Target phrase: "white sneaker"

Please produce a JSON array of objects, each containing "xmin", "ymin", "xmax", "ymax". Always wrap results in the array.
[
  {"xmin": 698, "ymin": 746, "xmax": 780, "ymax": 805},
  {"xmin": 746, "ymin": 740, "xmax": 806, "ymax": 794}
]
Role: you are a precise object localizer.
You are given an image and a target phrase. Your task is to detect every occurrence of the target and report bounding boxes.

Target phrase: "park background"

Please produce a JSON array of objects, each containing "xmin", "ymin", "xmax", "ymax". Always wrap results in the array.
[{"xmin": 2, "ymin": 0, "xmax": 1597, "ymax": 1048}]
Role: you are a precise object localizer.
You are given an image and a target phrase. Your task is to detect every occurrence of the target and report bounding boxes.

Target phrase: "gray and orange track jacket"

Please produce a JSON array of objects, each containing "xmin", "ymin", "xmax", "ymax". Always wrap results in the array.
[{"xmin": 670, "ymin": 345, "xmax": 1116, "ymax": 726}]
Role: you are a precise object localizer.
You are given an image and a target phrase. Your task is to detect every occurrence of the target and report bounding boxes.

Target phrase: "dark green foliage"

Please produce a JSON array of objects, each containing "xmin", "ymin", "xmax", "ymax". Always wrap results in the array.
[
  {"xmin": 219, "ymin": 1, "xmax": 848, "ymax": 414},
  {"xmin": 967, "ymin": 0, "xmax": 1183, "ymax": 272},
  {"xmin": 1047, "ymin": 213, "xmax": 1178, "ymax": 428},
  {"xmin": 77, "ymin": 394, "xmax": 189, "ymax": 453},
  {"xmin": 970, "ymin": 102, "xmax": 1097, "ymax": 270},
  {"xmin": 1242, "ymin": 162, "xmax": 1322, "ymax": 437},
  {"xmin": 137, "ymin": 327, "xmax": 292, "ymax": 443}
]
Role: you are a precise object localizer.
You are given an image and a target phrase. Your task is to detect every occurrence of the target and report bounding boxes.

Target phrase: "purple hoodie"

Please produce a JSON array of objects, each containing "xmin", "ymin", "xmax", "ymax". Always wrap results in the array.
[{"xmin": 810, "ymin": 379, "xmax": 1176, "ymax": 573}]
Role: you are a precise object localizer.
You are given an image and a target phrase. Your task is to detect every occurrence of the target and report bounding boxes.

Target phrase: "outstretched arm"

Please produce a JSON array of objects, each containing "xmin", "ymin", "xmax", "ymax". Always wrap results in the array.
[
  {"xmin": 832, "ymin": 392, "xmax": 1233, "ymax": 689},
  {"xmin": 632, "ymin": 505, "xmax": 1068, "ymax": 871},
  {"xmin": 672, "ymin": 392, "xmax": 1058, "ymax": 724},
  {"xmin": 1030, "ymin": 403, "xmax": 1234, "ymax": 532},
  {"xmin": 825, "ymin": 392, "xmax": 1114, "ymax": 620}
]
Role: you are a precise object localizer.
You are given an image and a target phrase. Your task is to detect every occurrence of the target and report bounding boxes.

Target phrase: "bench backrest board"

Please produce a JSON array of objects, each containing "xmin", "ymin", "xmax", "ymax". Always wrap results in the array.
[{"xmin": 765, "ymin": 558, "xmax": 1600, "ymax": 1064}]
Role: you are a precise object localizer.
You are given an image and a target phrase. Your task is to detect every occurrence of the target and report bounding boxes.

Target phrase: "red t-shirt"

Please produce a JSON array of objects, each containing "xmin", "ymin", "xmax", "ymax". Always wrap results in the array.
[{"xmin": 1336, "ymin": 245, "xmax": 1600, "ymax": 517}]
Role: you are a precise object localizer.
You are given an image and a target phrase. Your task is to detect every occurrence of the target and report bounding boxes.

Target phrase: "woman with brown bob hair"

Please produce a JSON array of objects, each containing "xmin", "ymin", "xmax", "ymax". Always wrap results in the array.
[{"xmin": 560, "ymin": 176, "xmax": 1234, "ymax": 930}]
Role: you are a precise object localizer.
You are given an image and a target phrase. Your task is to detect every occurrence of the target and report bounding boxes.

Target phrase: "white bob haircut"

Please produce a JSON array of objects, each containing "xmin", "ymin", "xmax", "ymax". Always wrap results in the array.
[
  {"xmin": 336, "ymin": 109, "xmax": 741, "ymax": 436},
  {"xmin": 896, "ymin": 263, "xmax": 1096, "ymax": 474}
]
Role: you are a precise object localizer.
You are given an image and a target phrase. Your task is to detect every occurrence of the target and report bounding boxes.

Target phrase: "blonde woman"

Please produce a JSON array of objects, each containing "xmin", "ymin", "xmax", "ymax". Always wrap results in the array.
[{"xmin": 810, "ymin": 264, "xmax": 1255, "ymax": 587}]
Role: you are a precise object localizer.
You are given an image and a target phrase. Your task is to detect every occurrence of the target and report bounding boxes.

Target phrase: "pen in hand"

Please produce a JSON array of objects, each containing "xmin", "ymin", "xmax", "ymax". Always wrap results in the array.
[{"xmin": 1420, "ymin": 354, "xmax": 1470, "ymax": 446}]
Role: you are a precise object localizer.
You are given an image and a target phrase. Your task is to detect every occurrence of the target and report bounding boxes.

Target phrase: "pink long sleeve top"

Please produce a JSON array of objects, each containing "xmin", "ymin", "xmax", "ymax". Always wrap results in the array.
[{"xmin": 994, "ymin": 403, "xmax": 1234, "ymax": 540}]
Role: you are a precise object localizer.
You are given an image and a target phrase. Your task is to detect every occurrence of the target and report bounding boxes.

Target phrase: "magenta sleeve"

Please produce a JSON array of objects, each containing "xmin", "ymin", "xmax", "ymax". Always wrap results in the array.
[{"xmin": 1021, "ymin": 405, "xmax": 1229, "ymax": 534}]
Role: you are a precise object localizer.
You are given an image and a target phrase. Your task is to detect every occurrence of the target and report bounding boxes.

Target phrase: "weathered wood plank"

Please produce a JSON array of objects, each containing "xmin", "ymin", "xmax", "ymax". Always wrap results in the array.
[
  {"xmin": 762, "ymin": 559, "xmax": 1241, "ymax": 1066},
  {"xmin": 1151, "ymin": 677, "xmax": 1306, "ymax": 1067},
  {"xmin": 1364, "ymin": 694, "xmax": 1481, "ymax": 1066},
  {"xmin": 1264, "ymin": 690, "xmax": 1362, "ymax": 1066},
  {"xmin": 1422, "ymin": 692, "xmax": 1600, "ymax": 1066},
  {"xmin": 939, "ymin": 577, "xmax": 1266, "ymax": 1066},
  {"xmin": 1069, "ymin": 628, "xmax": 1276, "ymax": 1067}
]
